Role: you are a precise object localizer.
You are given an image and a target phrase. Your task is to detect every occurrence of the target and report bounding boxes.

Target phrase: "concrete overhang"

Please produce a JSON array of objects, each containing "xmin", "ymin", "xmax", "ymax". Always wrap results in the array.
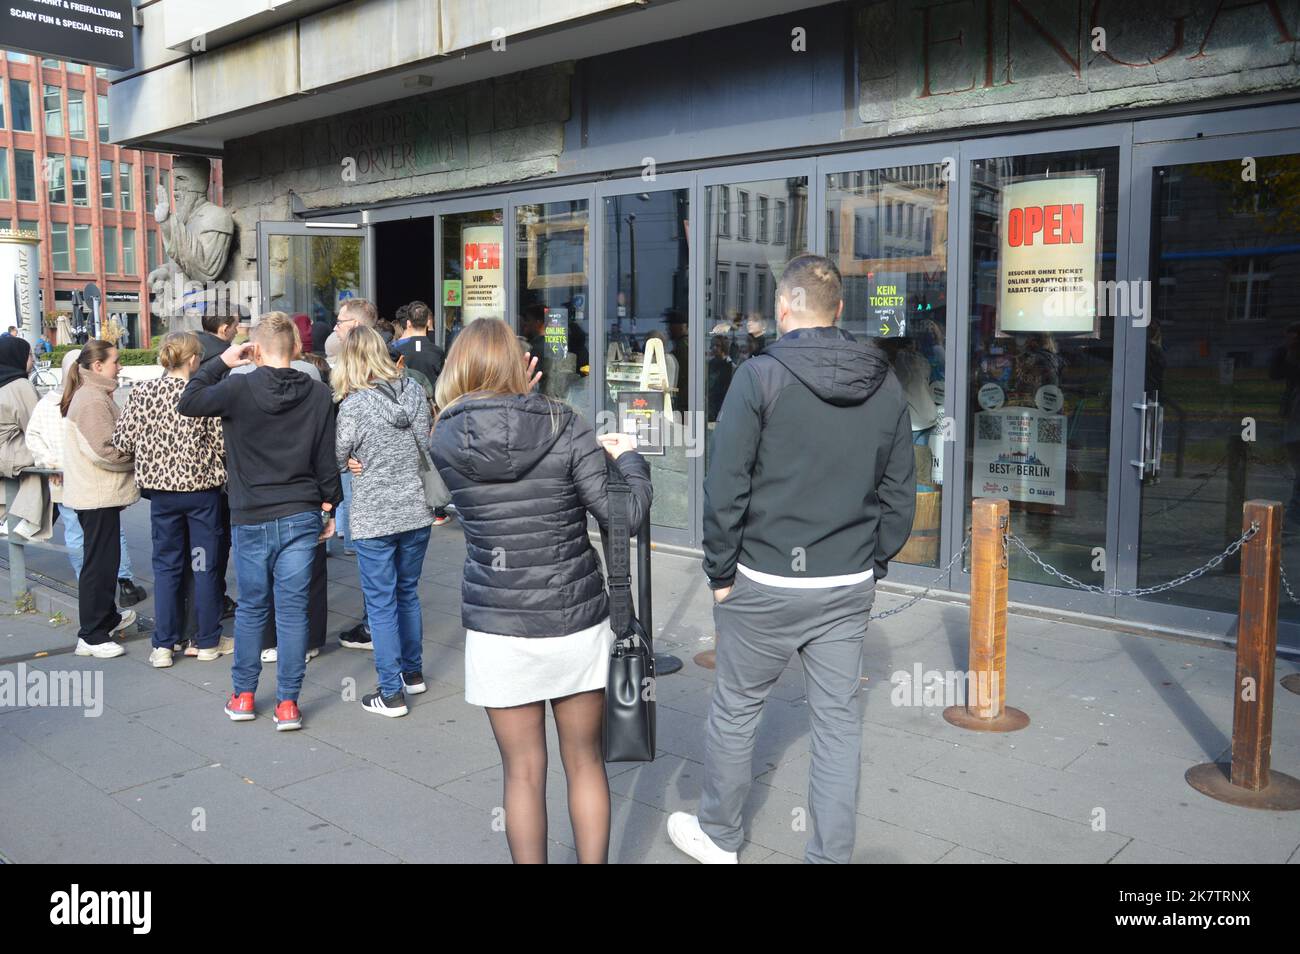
[{"xmin": 110, "ymin": 0, "xmax": 829, "ymax": 154}]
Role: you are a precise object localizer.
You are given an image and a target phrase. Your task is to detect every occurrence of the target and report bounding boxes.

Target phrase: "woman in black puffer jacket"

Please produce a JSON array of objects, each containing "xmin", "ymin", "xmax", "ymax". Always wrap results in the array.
[{"xmin": 431, "ymin": 317, "xmax": 651, "ymax": 865}]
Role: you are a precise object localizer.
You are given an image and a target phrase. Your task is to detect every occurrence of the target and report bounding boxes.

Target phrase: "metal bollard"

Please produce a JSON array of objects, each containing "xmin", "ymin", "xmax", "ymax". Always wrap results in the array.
[
  {"xmin": 1187, "ymin": 500, "xmax": 1300, "ymax": 809},
  {"xmin": 943, "ymin": 498, "xmax": 1029, "ymax": 732}
]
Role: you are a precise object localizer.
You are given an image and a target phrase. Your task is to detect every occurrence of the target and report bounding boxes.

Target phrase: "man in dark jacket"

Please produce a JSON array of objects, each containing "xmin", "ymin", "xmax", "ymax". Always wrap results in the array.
[
  {"xmin": 669, "ymin": 254, "xmax": 915, "ymax": 865},
  {"xmin": 179, "ymin": 313, "xmax": 342, "ymax": 732},
  {"xmin": 197, "ymin": 311, "xmax": 239, "ymax": 364}
]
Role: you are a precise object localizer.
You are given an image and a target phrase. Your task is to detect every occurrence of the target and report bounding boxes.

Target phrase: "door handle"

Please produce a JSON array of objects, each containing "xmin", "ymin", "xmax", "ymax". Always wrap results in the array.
[{"xmin": 1131, "ymin": 391, "xmax": 1163, "ymax": 481}]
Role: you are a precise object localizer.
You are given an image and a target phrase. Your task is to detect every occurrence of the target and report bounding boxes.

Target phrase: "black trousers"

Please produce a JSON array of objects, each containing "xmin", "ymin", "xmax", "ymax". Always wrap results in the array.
[
  {"xmin": 76, "ymin": 506, "xmax": 124, "ymax": 644},
  {"xmin": 261, "ymin": 541, "xmax": 327, "ymax": 651}
]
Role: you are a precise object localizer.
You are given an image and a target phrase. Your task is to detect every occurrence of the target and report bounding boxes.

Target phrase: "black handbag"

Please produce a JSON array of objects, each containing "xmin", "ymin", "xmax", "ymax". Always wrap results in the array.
[{"xmin": 601, "ymin": 459, "xmax": 656, "ymax": 763}]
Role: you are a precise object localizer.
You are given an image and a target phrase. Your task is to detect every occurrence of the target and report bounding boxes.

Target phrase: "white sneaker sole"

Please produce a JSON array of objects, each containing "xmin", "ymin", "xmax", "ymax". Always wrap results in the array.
[
  {"xmin": 225, "ymin": 708, "xmax": 255, "ymax": 722},
  {"xmin": 75, "ymin": 642, "xmax": 125, "ymax": 659},
  {"xmin": 362, "ymin": 703, "xmax": 409, "ymax": 718},
  {"xmin": 108, "ymin": 610, "xmax": 138, "ymax": 637},
  {"xmin": 150, "ymin": 655, "xmax": 174, "ymax": 669},
  {"xmin": 401, "ymin": 682, "xmax": 427, "ymax": 695}
]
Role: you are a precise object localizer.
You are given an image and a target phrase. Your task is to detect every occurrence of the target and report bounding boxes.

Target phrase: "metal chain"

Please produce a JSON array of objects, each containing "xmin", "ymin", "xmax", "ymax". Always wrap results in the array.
[
  {"xmin": 1006, "ymin": 522, "xmax": 1259, "ymax": 598},
  {"xmin": 871, "ymin": 533, "xmax": 971, "ymax": 620},
  {"xmin": 1281, "ymin": 562, "xmax": 1300, "ymax": 607}
]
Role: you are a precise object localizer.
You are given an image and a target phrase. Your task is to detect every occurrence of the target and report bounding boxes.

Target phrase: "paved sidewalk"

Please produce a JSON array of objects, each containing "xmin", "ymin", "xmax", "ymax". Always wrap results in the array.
[{"xmin": 1, "ymin": 499, "xmax": 1299, "ymax": 863}]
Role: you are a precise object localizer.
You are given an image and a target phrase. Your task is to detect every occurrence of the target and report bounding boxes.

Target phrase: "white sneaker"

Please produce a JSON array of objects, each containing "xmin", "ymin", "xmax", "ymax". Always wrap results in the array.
[
  {"xmin": 75, "ymin": 638, "xmax": 125, "ymax": 659},
  {"xmin": 260, "ymin": 647, "xmax": 278, "ymax": 663},
  {"xmin": 666, "ymin": 812, "xmax": 738, "ymax": 864},
  {"xmin": 149, "ymin": 647, "xmax": 174, "ymax": 668},
  {"xmin": 197, "ymin": 636, "xmax": 234, "ymax": 661},
  {"xmin": 305, "ymin": 647, "xmax": 320, "ymax": 663},
  {"xmin": 109, "ymin": 609, "xmax": 137, "ymax": 637}
]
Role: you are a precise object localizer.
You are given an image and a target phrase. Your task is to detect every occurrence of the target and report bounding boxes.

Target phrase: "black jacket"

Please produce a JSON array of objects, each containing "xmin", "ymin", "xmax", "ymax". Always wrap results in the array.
[
  {"xmin": 703, "ymin": 325, "xmax": 915, "ymax": 586},
  {"xmin": 197, "ymin": 331, "xmax": 228, "ymax": 365},
  {"xmin": 431, "ymin": 393, "xmax": 652, "ymax": 637},
  {"xmin": 178, "ymin": 360, "xmax": 342, "ymax": 525},
  {"xmin": 310, "ymin": 318, "xmax": 333, "ymax": 356},
  {"xmin": 394, "ymin": 335, "xmax": 444, "ymax": 387}
]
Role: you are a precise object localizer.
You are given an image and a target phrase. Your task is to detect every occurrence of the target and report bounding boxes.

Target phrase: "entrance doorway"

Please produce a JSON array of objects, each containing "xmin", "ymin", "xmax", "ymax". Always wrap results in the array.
[{"xmin": 374, "ymin": 217, "xmax": 436, "ymax": 325}]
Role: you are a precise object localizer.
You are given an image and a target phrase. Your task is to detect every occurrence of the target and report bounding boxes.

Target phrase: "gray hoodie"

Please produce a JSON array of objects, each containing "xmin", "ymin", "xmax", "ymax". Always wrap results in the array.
[{"xmin": 334, "ymin": 376, "xmax": 435, "ymax": 540}]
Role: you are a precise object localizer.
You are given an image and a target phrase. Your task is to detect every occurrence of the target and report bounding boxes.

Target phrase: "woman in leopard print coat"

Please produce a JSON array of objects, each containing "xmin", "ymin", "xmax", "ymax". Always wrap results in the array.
[{"xmin": 112, "ymin": 332, "xmax": 228, "ymax": 669}]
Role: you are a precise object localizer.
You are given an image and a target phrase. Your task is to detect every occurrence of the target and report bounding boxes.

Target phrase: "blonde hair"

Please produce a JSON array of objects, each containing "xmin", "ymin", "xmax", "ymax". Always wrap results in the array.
[
  {"xmin": 331, "ymin": 325, "xmax": 400, "ymax": 401},
  {"xmin": 158, "ymin": 331, "xmax": 202, "ymax": 370},
  {"xmin": 252, "ymin": 311, "xmax": 297, "ymax": 359},
  {"xmin": 435, "ymin": 318, "xmax": 533, "ymax": 419}
]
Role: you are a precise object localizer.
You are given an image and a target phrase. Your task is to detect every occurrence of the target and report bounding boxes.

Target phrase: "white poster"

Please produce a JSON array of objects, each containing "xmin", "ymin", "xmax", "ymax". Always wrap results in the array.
[
  {"xmin": 996, "ymin": 174, "xmax": 1100, "ymax": 335},
  {"xmin": 462, "ymin": 225, "xmax": 504, "ymax": 322},
  {"xmin": 973, "ymin": 408, "xmax": 1068, "ymax": 505}
]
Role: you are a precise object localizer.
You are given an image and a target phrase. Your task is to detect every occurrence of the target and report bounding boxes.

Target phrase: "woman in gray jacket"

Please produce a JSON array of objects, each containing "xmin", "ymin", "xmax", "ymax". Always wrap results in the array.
[{"xmin": 333, "ymin": 326, "xmax": 435, "ymax": 717}]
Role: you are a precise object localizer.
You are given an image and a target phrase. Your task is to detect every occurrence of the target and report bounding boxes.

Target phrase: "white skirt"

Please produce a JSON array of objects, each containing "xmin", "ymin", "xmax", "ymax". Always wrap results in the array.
[{"xmin": 464, "ymin": 618, "xmax": 615, "ymax": 708}]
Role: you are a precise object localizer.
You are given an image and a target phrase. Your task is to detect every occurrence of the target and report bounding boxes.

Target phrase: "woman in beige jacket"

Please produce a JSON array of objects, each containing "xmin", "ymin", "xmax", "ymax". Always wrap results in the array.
[{"xmin": 62, "ymin": 340, "xmax": 139, "ymax": 658}]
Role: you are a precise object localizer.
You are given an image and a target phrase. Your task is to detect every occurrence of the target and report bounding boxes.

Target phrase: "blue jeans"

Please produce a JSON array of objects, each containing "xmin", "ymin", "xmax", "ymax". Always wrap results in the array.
[
  {"xmin": 337, "ymin": 470, "xmax": 353, "ymax": 548},
  {"xmin": 149, "ymin": 489, "xmax": 223, "ymax": 651},
  {"xmin": 231, "ymin": 511, "xmax": 321, "ymax": 701},
  {"xmin": 353, "ymin": 525, "xmax": 431, "ymax": 695},
  {"xmin": 62, "ymin": 503, "xmax": 134, "ymax": 581}
]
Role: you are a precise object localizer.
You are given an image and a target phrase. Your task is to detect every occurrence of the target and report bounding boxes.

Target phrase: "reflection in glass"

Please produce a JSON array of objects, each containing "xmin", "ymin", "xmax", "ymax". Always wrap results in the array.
[
  {"xmin": 267, "ymin": 234, "xmax": 363, "ymax": 324},
  {"xmin": 827, "ymin": 164, "xmax": 949, "ymax": 566},
  {"xmin": 440, "ymin": 208, "xmax": 504, "ymax": 351},
  {"xmin": 965, "ymin": 148, "xmax": 1119, "ymax": 587},
  {"xmin": 516, "ymin": 200, "xmax": 591, "ymax": 416},
  {"xmin": 1140, "ymin": 154, "xmax": 1300, "ymax": 622},
  {"xmin": 602, "ymin": 189, "xmax": 691, "ymax": 530},
  {"xmin": 703, "ymin": 177, "xmax": 808, "ymax": 470}
]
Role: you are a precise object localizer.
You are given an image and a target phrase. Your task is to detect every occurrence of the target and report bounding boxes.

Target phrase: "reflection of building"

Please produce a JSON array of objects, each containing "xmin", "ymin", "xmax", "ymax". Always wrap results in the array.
[
  {"xmin": 0, "ymin": 51, "xmax": 222, "ymax": 346},
  {"xmin": 706, "ymin": 179, "xmax": 806, "ymax": 325}
]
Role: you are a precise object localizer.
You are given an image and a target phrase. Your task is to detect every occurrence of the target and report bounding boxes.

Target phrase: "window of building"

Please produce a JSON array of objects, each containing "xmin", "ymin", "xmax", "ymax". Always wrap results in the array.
[
  {"xmin": 0, "ymin": 219, "xmax": 8, "ymax": 231},
  {"xmin": 119, "ymin": 162, "xmax": 133, "ymax": 210},
  {"xmin": 0, "ymin": 148, "xmax": 7, "ymax": 201},
  {"xmin": 51, "ymin": 223, "xmax": 70, "ymax": 272},
  {"xmin": 737, "ymin": 190, "xmax": 750, "ymax": 240},
  {"xmin": 775, "ymin": 199, "xmax": 786, "ymax": 245},
  {"xmin": 97, "ymin": 94, "xmax": 109, "ymax": 142},
  {"xmin": 95, "ymin": 67, "xmax": 108, "ymax": 78},
  {"xmin": 18, "ymin": 219, "xmax": 38, "ymax": 237},
  {"xmin": 159, "ymin": 168, "xmax": 170, "ymax": 204},
  {"xmin": 1227, "ymin": 257, "xmax": 1270, "ymax": 322},
  {"xmin": 14, "ymin": 150, "xmax": 35, "ymax": 202},
  {"xmin": 100, "ymin": 159, "xmax": 114, "ymax": 208},
  {"xmin": 65, "ymin": 63, "xmax": 83, "ymax": 74},
  {"xmin": 755, "ymin": 271, "xmax": 766, "ymax": 318},
  {"xmin": 718, "ymin": 187, "xmax": 730, "ymax": 237},
  {"xmin": 6, "ymin": 53, "xmax": 30, "ymax": 63},
  {"xmin": 74, "ymin": 223, "xmax": 92, "ymax": 273},
  {"xmin": 71, "ymin": 155, "xmax": 89, "ymax": 206},
  {"xmin": 67, "ymin": 88, "xmax": 85, "ymax": 138},
  {"xmin": 41, "ymin": 58, "xmax": 60, "ymax": 69},
  {"xmin": 9, "ymin": 80, "xmax": 32, "ymax": 132},
  {"xmin": 757, "ymin": 196, "xmax": 769, "ymax": 243},
  {"xmin": 0, "ymin": 81, "xmax": 5, "ymax": 129},
  {"xmin": 47, "ymin": 154, "xmax": 66, "ymax": 204},
  {"xmin": 103, "ymin": 226, "xmax": 118, "ymax": 274},
  {"xmin": 146, "ymin": 229, "xmax": 158, "ymax": 273},
  {"xmin": 122, "ymin": 227, "xmax": 136, "ymax": 275},
  {"xmin": 43, "ymin": 84, "xmax": 62, "ymax": 136},
  {"xmin": 144, "ymin": 166, "xmax": 154, "ymax": 209},
  {"xmin": 736, "ymin": 267, "xmax": 748, "ymax": 315},
  {"xmin": 716, "ymin": 267, "xmax": 729, "ymax": 317}
]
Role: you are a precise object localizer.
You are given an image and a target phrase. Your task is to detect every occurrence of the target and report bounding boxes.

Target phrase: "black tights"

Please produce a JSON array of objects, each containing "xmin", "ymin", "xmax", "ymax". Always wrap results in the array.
[{"xmin": 486, "ymin": 689, "xmax": 610, "ymax": 864}]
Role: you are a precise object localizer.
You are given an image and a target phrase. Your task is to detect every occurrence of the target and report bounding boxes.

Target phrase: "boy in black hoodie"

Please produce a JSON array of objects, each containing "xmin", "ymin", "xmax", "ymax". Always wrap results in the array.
[
  {"xmin": 178, "ymin": 312, "xmax": 342, "ymax": 731},
  {"xmin": 669, "ymin": 254, "xmax": 916, "ymax": 865}
]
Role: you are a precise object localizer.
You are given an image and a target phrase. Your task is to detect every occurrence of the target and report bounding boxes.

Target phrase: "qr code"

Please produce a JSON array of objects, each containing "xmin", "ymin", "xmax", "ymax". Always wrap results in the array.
[
  {"xmin": 977, "ymin": 415, "xmax": 1001, "ymax": 441},
  {"xmin": 1037, "ymin": 418, "xmax": 1064, "ymax": 444}
]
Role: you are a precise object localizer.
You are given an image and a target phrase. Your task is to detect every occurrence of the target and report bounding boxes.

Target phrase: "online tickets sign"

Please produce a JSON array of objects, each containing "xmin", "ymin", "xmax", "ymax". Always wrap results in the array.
[{"xmin": 996, "ymin": 174, "xmax": 1100, "ymax": 335}]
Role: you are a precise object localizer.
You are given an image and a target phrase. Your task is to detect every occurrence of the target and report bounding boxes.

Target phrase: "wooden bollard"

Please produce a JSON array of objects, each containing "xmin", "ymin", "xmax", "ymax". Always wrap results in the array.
[
  {"xmin": 1187, "ymin": 500, "xmax": 1300, "ymax": 809},
  {"xmin": 943, "ymin": 498, "xmax": 1029, "ymax": 732}
]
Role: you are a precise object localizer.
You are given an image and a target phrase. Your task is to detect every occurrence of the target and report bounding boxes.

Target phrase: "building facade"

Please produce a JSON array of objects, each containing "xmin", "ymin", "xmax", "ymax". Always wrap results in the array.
[
  {"xmin": 109, "ymin": 0, "xmax": 1300, "ymax": 646},
  {"xmin": 0, "ymin": 50, "xmax": 223, "ymax": 347}
]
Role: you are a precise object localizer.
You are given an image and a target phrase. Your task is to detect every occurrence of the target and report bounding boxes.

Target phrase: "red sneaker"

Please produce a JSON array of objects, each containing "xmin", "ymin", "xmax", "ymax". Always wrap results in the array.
[
  {"xmin": 224, "ymin": 692, "xmax": 256, "ymax": 722},
  {"xmin": 273, "ymin": 699, "xmax": 302, "ymax": 731}
]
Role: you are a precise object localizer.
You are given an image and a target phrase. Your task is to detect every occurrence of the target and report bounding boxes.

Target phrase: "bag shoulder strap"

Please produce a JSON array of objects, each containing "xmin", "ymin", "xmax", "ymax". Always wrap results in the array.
[{"xmin": 602, "ymin": 458, "xmax": 634, "ymax": 638}]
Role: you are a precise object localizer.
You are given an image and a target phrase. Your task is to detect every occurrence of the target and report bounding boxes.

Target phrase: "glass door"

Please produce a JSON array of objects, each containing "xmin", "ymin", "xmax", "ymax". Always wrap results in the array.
[
  {"xmin": 820, "ymin": 147, "xmax": 957, "ymax": 573},
  {"xmin": 437, "ymin": 203, "xmax": 505, "ymax": 352},
  {"xmin": 256, "ymin": 221, "xmax": 368, "ymax": 332},
  {"xmin": 1121, "ymin": 127, "xmax": 1300, "ymax": 646}
]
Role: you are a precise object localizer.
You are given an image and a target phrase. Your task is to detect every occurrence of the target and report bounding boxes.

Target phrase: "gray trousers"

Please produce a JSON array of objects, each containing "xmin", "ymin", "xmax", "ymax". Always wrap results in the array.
[{"xmin": 699, "ymin": 570, "xmax": 874, "ymax": 863}]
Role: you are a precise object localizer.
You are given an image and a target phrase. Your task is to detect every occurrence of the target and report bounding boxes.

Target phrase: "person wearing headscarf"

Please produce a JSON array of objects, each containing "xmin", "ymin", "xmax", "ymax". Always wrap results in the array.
[{"xmin": 0, "ymin": 336, "xmax": 53, "ymax": 540}]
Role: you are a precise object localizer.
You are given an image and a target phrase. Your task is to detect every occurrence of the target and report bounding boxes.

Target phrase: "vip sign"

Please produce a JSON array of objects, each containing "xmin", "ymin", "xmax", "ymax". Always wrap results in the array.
[
  {"xmin": 996, "ymin": 174, "xmax": 1101, "ymax": 335},
  {"xmin": 461, "ymin": 225, "xmax": 504, "ymax": 322}
]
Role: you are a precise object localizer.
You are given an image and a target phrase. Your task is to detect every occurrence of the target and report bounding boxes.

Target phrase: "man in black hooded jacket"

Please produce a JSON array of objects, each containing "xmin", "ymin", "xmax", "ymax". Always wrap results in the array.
[{"xmin": 668, "ymin": 254, "xmax": 915, "ymax": 864}]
